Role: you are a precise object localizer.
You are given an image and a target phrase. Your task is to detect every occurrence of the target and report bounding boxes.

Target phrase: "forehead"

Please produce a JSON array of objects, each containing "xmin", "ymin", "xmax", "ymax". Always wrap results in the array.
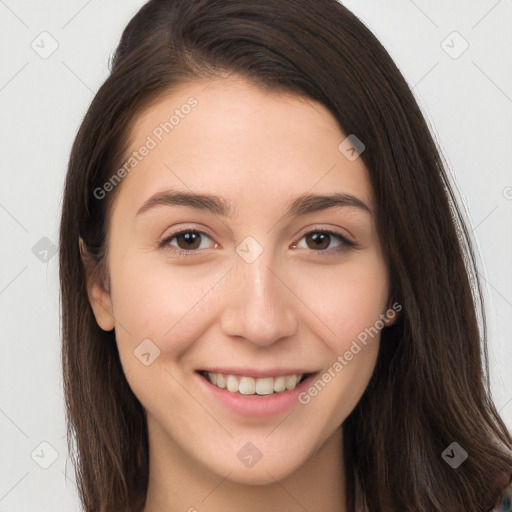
[{"xmin": 112, "ymin": 75, "xmax": 373, "ymax": 218}]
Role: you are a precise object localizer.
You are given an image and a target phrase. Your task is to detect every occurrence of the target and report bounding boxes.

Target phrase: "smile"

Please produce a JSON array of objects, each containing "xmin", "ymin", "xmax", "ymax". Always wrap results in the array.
[{"xmin": 200, "ymin": 371, "xmax": 306, "ymax": 395}]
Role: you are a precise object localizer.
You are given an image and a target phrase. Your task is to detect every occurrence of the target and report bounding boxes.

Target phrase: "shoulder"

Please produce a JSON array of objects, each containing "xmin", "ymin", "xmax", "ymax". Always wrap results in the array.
[{"xmin": 492, "ymin": 481, "xmax": 512, "ymax": 512}]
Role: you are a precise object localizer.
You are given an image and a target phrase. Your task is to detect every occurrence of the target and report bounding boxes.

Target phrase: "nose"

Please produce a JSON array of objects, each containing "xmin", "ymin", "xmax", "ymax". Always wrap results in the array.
[{"xmin": 219, "ymin": 248, "xmax": 298, "ymax": 347}]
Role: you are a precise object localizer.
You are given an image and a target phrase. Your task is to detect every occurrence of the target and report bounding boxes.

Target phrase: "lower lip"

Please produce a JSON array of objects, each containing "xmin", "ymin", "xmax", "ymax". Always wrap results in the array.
[{"xmin": 197, "ymin": 372, "xmax": 317, "ymax": 418}]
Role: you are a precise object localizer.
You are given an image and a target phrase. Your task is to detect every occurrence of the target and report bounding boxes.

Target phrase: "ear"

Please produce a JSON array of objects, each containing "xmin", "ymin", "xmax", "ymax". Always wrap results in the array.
[
  {"xmin": 383, "ymin": 299, "xmax": 400, "ymax": 327},
  {"xmin": 79, "ymin": 238, "xmax": 115, "ymax": 332}
]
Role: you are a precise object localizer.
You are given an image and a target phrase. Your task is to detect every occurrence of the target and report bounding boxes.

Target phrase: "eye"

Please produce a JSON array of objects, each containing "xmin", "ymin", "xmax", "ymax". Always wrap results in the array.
[
  {"xmin": 159, "ymin": 228, "xmax": 355, "ymax": 258},
  {"xmin": 292, "ymin": 230, "xmax": 355, "ymax": 254},
  {"xmin": 159, "ymin": 229, "xmax": 217, "ymax": 256}
]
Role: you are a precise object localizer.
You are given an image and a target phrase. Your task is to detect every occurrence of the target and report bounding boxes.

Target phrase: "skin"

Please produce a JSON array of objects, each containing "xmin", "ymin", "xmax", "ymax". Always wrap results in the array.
[{"xmin": 84, "ymin": 75, "xmax": 395, "ymax": 512}]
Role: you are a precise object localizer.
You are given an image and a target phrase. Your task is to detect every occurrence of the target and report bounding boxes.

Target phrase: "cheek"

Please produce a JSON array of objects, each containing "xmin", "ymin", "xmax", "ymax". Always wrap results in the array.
[
  {"xmin": 292, "ymin": 253, "xmax": 389, "ymax": 350},
  {"xmin": 109, "ymin": 254, "xmax": 230, "ymax": 355},
  {"xmin": 293, "ymin": 261, "xmax": 386, "ymax": 410},
  {"xmin": 107, "ymin": 257, "xmax": 227, "ymax": 413},
  {"xmin": 293, "ymin": 264, "xmax": 387, "ymax": 433}
]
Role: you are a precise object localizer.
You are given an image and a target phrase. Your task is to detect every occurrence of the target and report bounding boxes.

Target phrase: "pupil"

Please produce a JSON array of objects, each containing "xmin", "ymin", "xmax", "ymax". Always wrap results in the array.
[
  {"xmin": 179, "ymin": 232, "xmax": 200, "ymax": 250},
  {"xmin": 308, "ymin": 232, "xmax": 329, "ymax": 250}
]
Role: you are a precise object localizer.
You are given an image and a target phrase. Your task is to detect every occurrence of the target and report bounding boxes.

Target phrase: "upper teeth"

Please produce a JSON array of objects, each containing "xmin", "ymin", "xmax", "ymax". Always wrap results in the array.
[{"xmin": 205, "ymin": 372, "xmax": 304, "ymax": 395}]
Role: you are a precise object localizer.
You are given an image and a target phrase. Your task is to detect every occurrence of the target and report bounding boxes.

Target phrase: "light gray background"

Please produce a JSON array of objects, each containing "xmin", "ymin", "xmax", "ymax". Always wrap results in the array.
[{"xmin": 0, "ymin": 1, "xmax": 510, "ymax": 510}]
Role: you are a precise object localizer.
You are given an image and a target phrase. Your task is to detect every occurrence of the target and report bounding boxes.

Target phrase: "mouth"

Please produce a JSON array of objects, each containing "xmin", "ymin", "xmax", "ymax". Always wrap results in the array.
[
  {"xmin": 197, "ymin": 370, "xmax": 313, "ymax": 396},
  {"xmin": 196, "ymin": 368, "xmax": 320, "ymax": 418}
]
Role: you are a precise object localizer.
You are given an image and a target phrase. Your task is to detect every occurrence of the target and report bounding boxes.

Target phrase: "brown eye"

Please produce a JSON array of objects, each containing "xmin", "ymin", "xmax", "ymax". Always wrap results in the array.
[
  {"xmin": 160, "ymin": 229, "xmax": 216, "ymax": 255},
  {"xmin": 294, "ymin": 230, "xmax": 355, "ymax": 253},
  {"xmin": 175, "ymin": 231, "xmax": 202, "ymax": 250},
  {"xmin": 305, "ymin": 232, "xmax": 331, "ymax": 250}
]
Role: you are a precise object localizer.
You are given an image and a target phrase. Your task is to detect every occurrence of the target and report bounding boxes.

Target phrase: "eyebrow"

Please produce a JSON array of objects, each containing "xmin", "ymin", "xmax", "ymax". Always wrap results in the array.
[{"xmin": 135, "ymin": 189, "xmax": 372, "ymax": 218}]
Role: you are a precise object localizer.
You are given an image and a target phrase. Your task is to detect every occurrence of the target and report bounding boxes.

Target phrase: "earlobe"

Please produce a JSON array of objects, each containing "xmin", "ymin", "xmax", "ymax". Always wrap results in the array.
[
  {"xmin": 88, "ymin": 280, "xmax": 115, "ymax": 332},
  {"xmin": 383, "ymin": 299, "xmax": 400, "ymax": 327},
  {"xmin": 79, "ymin": 238, "xmax": 115, "ymax": 332},
  {"xmin": 383, "ymin": 314, "xmax": 396, "ymax": 327}
]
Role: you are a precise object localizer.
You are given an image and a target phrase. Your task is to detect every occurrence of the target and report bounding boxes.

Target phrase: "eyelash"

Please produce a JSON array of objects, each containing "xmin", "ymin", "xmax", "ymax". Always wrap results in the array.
[{"xmin": 158, "ymin": 228, "xmax": 356, "ymax": 258}]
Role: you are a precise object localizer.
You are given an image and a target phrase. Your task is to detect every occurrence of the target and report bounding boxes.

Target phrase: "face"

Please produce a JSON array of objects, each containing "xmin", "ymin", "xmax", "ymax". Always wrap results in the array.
[{"xmin": 86, "ymin": 75, "xmax": 392, "ymax": 484}]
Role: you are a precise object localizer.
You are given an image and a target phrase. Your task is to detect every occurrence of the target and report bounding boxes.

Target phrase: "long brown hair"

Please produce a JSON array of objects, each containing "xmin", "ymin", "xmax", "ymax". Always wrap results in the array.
[{"xmin": 59, "ymin": 1, "xmax": 512, "ymax": 510}]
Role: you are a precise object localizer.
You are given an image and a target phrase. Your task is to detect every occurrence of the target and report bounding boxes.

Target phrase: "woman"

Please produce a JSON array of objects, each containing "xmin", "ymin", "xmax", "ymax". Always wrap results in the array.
[{"xmin": 59, "ymin": 0, "xmax": 512, "ymax": 510}]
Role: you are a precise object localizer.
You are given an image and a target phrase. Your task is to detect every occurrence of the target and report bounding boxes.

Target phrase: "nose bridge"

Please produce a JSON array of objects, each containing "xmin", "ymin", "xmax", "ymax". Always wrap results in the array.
[{"xmin": 219, "ymin": 242, "xmax": 298, "ymax": 345}]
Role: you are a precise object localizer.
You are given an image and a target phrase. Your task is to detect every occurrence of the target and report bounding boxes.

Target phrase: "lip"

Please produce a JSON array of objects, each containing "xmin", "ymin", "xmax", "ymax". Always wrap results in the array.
[
  {"xmin": 196, "ymin": 367, "xmax": 314, "ymax": 378},
  {"xmin": 196, "ymin": 370, "xmax": 318, "ymax": 418}
]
